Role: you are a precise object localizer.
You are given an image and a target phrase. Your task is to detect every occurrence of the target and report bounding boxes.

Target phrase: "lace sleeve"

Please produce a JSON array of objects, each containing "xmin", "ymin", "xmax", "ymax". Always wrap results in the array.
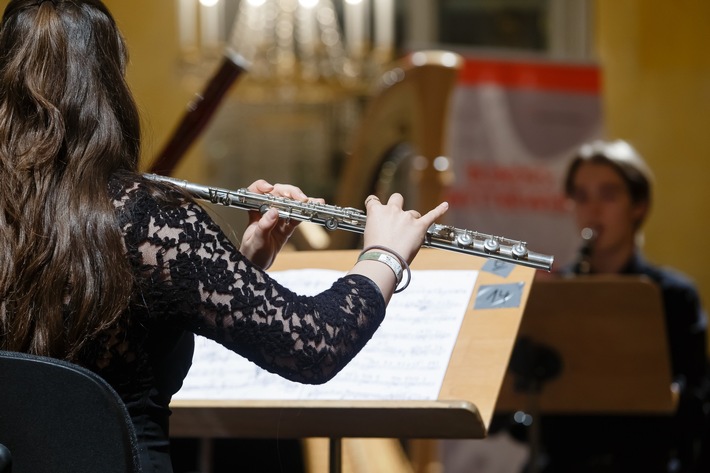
[{"xmin": 116, "ymin": 180, "xmax": 386, "ymax": 384}]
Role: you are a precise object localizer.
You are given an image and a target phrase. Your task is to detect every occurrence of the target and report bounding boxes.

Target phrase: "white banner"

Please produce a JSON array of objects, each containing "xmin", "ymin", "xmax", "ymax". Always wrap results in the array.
[{"xmin": 445, "ymin": 55, "xmax": 603, "ymax": 269}]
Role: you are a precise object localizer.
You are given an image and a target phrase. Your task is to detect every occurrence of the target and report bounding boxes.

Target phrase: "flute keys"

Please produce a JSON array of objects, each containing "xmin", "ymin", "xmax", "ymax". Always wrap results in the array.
[
  {"xmin": 325, "ymin": 218, "xmax": 338, "ymax": 231},
  {"xmin": 484, "ymin": 238, "xmax": 500, "ymax": 253},
  {"xmin": 456, "ymin": 232, "xmax": 474, "ymax": 247},
  {"xmin": 512, "ymin": 243, "xmax": 528, "ymax": 259}
]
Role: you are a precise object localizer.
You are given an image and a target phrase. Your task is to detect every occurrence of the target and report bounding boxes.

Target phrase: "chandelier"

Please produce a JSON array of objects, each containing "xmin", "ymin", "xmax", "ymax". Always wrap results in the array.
[{"xmin": 176, "ymin": 0, "xmax": 396, "ymax": 98}]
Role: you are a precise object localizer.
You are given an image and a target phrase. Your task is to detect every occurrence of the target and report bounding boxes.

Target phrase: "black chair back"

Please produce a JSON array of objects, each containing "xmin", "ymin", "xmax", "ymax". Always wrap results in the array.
[{"xmin": 0, "ymin": 350, "xmax": 142, "ymax": 473}]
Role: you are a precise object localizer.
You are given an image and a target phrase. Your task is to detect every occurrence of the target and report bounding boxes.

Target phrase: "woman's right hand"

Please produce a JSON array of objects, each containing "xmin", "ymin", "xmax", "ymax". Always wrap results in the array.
[
  {"xmin": 362, "ymin": 193, "xmax": 448, "ymax": 264},
  {"xmin": 349, "ymin": 193, "xmax": 448, "ymax": 302}
]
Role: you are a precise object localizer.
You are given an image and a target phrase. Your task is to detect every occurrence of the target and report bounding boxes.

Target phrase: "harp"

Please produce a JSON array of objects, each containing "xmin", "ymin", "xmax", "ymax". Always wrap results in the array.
[{"xmin": 328, "ymin": 50, "xmax": 464, "ymax": 249}]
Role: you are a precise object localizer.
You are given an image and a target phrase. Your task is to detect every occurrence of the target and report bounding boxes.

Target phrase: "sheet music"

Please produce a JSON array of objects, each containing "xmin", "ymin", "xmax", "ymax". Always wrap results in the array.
[{"xmin": 174, "ymin": 268, "xmax": 477, "ymax": 401}]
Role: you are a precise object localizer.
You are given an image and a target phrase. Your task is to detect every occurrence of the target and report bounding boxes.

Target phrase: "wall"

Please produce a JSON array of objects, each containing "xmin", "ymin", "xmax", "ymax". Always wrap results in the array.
[
  {"xmin": 104, "ymin": 0, "xmax": 206, "ymax": 178},
  {"xmin": 597, "ymin": 0, "xmax": 710, "ymax": 326}
]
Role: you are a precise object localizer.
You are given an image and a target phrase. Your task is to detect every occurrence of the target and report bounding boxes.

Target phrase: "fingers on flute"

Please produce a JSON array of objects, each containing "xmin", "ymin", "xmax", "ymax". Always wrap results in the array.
[
  {"xmin": 387, "ymin": 193, "xmax": 404, "ymax": 207},
  {"xmin": 247, "ymin": 179, "xmax": 274, "ymax": 193},
  {"xmin": 366, "ymin": 193, "xmax": 448, "ymax": 224},
  {"xmin": 421, "ymin": 201, "xmax": 449, "ymax": 224},
  {"xmin": 364, "ymin": 195, "xmax": 380, "ymax": 207},
  {"xmin": 271, "ymin": 183, "xmax": 308, "ymax": 201}
]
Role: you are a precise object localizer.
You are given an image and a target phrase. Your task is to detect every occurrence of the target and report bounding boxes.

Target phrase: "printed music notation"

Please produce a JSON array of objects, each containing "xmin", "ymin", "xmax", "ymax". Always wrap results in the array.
[{"xmin": 173, "ymin": 269, "xmax": 478, "ymax": 401}]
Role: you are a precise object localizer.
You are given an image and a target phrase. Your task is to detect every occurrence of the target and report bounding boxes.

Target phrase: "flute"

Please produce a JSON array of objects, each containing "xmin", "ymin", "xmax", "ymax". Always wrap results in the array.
[{"xmin": 144, "ymin": 174, "xmax": 555, "ymax": 271}]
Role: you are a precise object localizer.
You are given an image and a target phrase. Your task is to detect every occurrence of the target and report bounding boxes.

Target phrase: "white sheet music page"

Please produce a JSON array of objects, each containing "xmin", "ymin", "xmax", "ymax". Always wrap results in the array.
[{"xmin": 173, "ymin": 268, "xmax": 477, "ymax": 401}]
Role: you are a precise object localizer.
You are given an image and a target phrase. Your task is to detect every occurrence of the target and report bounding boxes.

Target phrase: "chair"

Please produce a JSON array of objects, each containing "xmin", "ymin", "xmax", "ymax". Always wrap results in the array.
[{"xmin": 0, "ymin": 350, "xmax": 142, "ymax": 473}]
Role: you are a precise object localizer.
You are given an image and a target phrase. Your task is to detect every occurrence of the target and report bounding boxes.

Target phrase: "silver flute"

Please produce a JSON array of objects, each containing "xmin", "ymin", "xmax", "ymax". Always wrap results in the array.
[{"xmin": 144, "ymin": 174, "xmax": 554, "ymax": 271}]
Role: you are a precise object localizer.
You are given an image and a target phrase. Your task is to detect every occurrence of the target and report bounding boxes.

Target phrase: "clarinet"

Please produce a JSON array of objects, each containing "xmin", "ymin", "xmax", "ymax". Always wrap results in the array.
[
  {"xmin": 144, "ymin": 174, "xmax": 555, "ymax": 271},
  {"xmin": 574, "ymin": 227, "xmax": 596, "ymax": 275}
]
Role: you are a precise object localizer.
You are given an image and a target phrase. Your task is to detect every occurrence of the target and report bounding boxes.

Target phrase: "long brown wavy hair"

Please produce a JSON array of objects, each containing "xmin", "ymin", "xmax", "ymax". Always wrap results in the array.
[{"xmin": 0, "ymin": 0, "xmax": 141, "ymax": 361}]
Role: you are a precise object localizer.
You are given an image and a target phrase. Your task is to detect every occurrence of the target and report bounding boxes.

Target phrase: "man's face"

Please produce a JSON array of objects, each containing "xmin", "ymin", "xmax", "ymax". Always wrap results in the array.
[{"xmin": 568, "ymin": 162, "xmax": 646, "ymax": 254}]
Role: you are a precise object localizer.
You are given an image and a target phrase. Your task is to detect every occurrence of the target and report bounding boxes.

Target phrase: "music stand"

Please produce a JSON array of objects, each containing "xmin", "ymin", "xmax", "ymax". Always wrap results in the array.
[
  {"xmin": 169, "ymin": 249, "xmax": 536, "ymax": 472},
  {"xmin": 494, "ymin": 276, "xmax": 674, "ymax": 472},
  {"xmin": 496, "ymin": 276, "xmax": 673, "ymax": 414}
]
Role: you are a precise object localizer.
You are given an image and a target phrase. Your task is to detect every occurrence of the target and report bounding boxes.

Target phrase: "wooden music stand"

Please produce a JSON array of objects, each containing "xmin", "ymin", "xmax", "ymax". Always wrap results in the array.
[
  {"xmin": 169, "ymin": 248, "xmax": 536, "ymax": 472},
  {"xmin": 495, "ymin": 276, "xmax": 674, "ymax": 415}
]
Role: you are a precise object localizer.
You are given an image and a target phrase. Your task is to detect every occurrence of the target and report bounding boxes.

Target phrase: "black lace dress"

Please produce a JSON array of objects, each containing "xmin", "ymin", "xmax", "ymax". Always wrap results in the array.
[{"xmin": 84, "ymin": 175, "xmax": 386, "ymax": 473}]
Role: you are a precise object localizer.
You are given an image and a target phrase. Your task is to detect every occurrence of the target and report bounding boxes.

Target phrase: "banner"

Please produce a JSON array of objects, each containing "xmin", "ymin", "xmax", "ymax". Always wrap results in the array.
[{"xmin": 445, "ymin": 55, "xmax": 603, "ymax": 269}]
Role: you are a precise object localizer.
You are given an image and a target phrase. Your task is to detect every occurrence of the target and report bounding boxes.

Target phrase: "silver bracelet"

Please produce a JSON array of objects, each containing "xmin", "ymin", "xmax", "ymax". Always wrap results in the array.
[
  {"xmin": 358, "ymin": 245, "xmax": 412, "ymax": 294},
  {"xmin": 357, "ymin": 251, "xmax": 403, "ymax": 285}
]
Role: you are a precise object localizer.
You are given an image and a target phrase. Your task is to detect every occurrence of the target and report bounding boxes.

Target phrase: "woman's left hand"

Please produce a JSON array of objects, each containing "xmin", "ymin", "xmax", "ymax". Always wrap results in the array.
[{"xmin": 239, "ymin": 180, "xmax": 318, "ymax": 270}]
